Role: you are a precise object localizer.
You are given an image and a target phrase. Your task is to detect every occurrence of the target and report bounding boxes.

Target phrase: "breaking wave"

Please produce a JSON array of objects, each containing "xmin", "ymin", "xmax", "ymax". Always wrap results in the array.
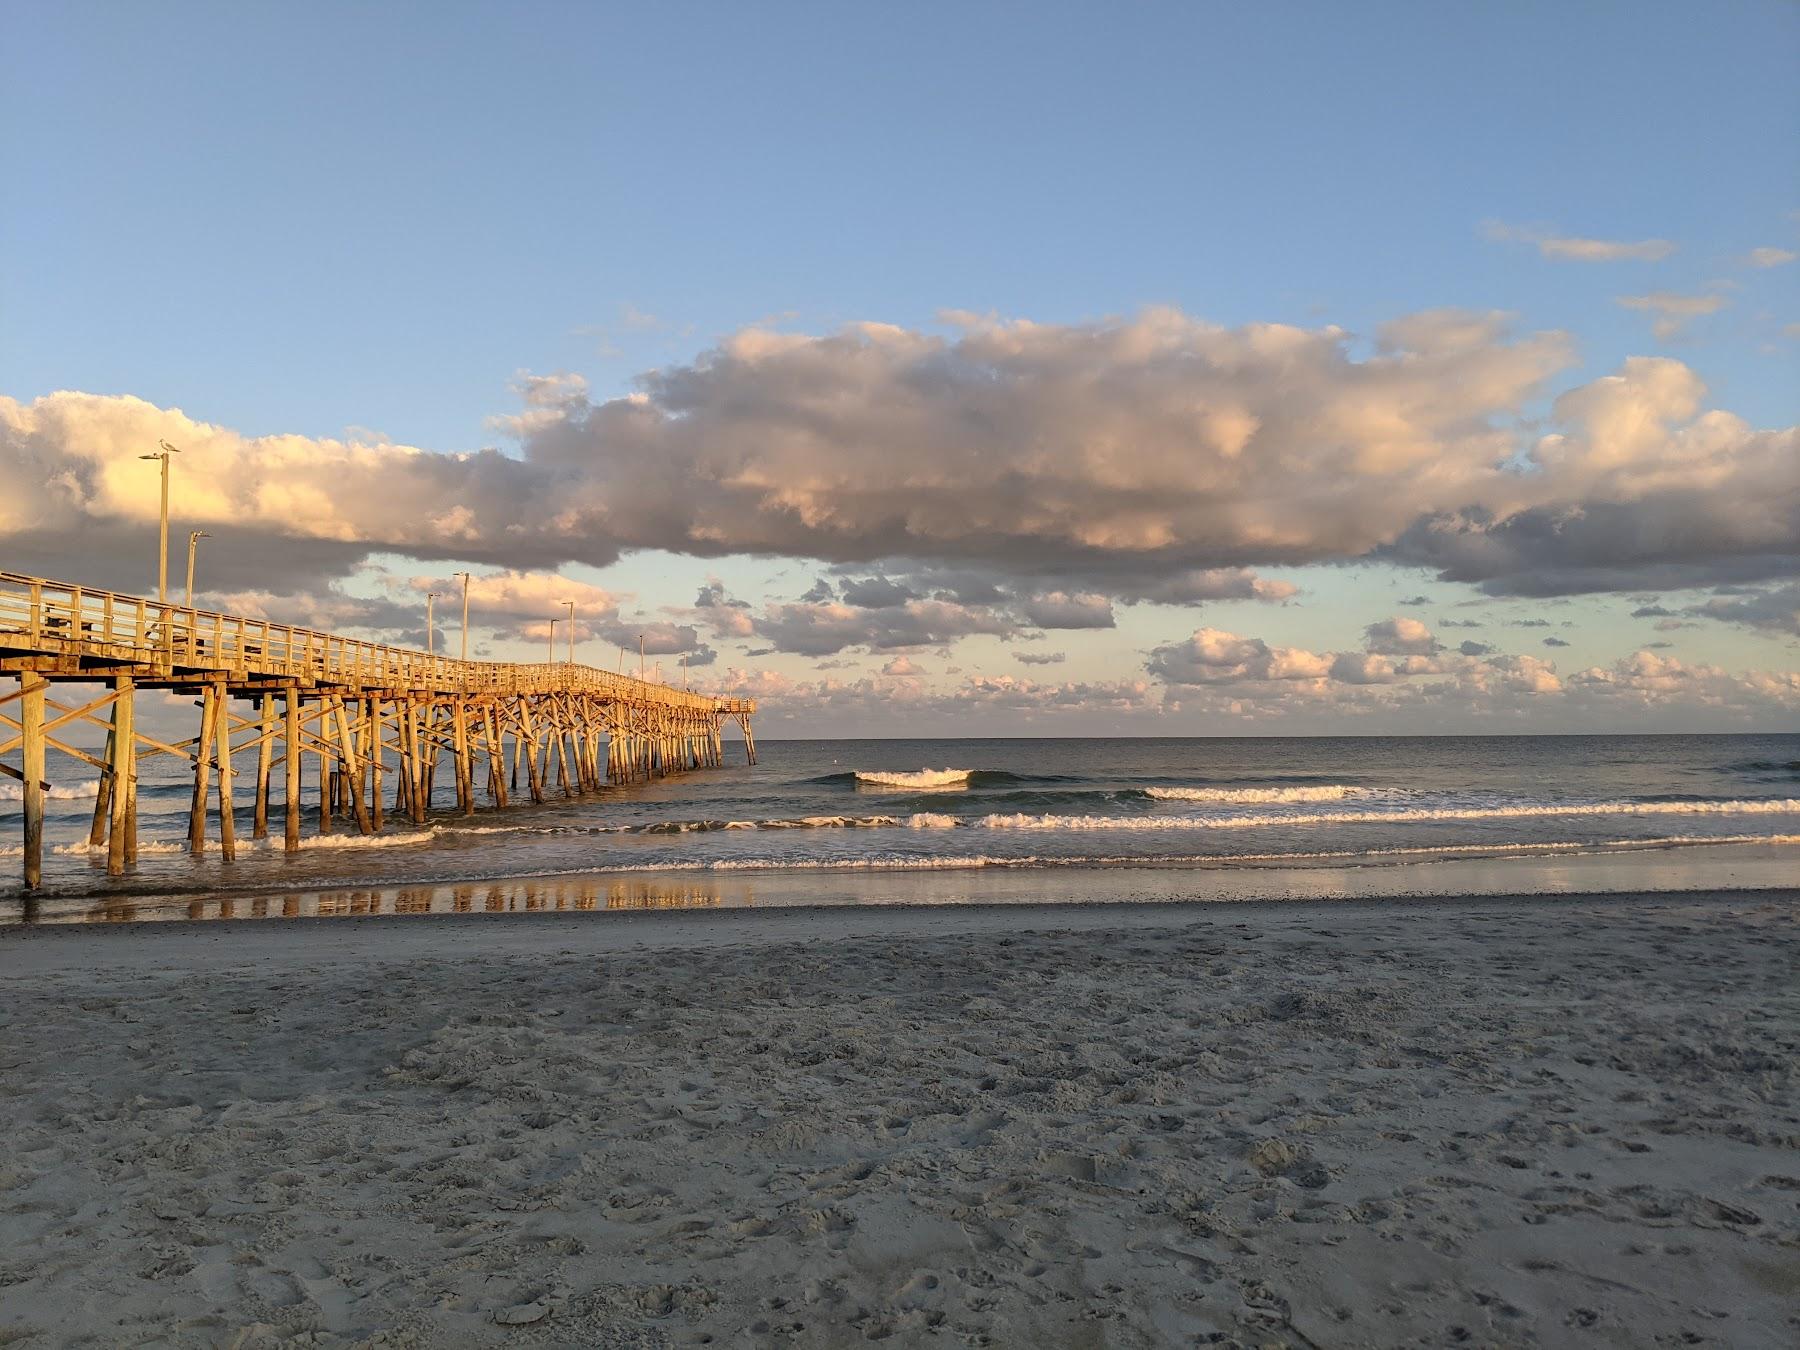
[
  {"xmin": 980, "ymin": 798, "xmax": 1800, "ymax": 830},
  {"xmin": 293, "ymin": 831, "xmax": 437, "ymax": 851},
  {"xmin": 53, "ymin": 838, "xmax": 187, "ymax": 856},
  {"xmin": 0, "ymin": 779, "xmax": 99, "ymax": 803},
  {"xmin": 1145, "ymin": 784, "xmax": 1364, "ymax": 804},
  {"xmin": 854, "ymin": 768, "xmax": 974, "ymax": 790}
]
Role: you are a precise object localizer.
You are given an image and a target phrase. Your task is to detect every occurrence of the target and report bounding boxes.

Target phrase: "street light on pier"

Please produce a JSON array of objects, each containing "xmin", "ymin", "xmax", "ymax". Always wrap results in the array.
[
  {"xmin": 185, "ymin": 531, "xmax": 210, "ymax": 608},
  {"xmin": 136, "ymin": 440, "xmax": 180, "ymax": 604},
  {"xmin": 426, "ymin": 592, "xmax": 441, "ymax": 655},
  {"xmin": 453, "ymin": 572, "xmax": 472, "ymax": 661},
  {"xmin": 547, "ymin": 616, "xmax": 560, "ymax": 665},
  {"xmin": 560, "ymin": 600, "xmax": 576, "ymax": 663}
]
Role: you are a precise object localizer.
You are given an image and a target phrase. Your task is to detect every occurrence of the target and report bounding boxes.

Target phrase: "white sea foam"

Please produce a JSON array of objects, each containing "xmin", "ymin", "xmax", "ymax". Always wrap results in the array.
[
  {"xmin": 854, "ymin": 768, "xmax": 974, "ymax": 789},
  {"xmin": 979, "ymin": 798, "xmax": 1800, "ymax": 831},
  {"xmin": 0, "ymin": 779, "xmax": 100, "ymax": 803},
  {"xmin": 53, "ymin": 838, "xmax": 188, "ymax": 856},
  {"xmin": 906, "ymin": 813, "xmax": 959, "ymax": 829},
  {"xmin": 761, "ymin": 815, "xmax": 902, "ymax": 829},
  {"xmin": 1145, "ymin": 784, "xmax": 1364, "ymax": 803},
  {"xmin": 294, "ymin": 831, "xmax": 437, "ymax": 851}
]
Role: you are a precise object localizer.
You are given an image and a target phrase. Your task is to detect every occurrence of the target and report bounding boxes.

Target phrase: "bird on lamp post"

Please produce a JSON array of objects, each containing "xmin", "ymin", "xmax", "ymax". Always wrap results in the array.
[
  {"xmin": 136, "ymin": 440, "xmax": 180, "ymax": 604},
  {"xmin": 184, "ymin": 531, "xmax": 210, "ymax": 609}
]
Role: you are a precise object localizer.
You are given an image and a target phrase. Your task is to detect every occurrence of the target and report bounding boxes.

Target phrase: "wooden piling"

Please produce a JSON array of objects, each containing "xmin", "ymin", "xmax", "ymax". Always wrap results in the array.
[
  {"xmin": 20, "ymin": 672, "xmax": 46, "ymax": 889},
  {"xmin": 89, "ymin": 705, "xmax": 115, "ymax": 850},
  {"xmin": 190, "ymin": 684, "xmax": 216, "ymax": 855},
  {"xmin": 318, "ymin": 698, "xmax": 333, "ymax": 836},
  {"xmin": 107, "ymin": 676, "xmax": 133, "ymax": 874},
  {"xmin": 368, "ymin": 697, "xmax": 385, "ymax": 832},
  {"xmin": 285, "ymin": 688, "xmax": 302, "ymax": 853},
  {"xmin": 254, "ymin": 696, "xmax": 273, "ymax": 839},
  {"xmin": 214, "ymin": 683, "xmax": 236, "ymax": 861},
  {"xmin": 335, "ymin": 697, "xmax": 372, "ymax": 833}
]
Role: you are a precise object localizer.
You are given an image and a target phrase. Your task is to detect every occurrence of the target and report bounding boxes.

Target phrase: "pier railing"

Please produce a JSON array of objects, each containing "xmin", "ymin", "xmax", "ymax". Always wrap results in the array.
[{"xmin": 0, "ymin": 570, "xmax": 747, "ymax": 712}]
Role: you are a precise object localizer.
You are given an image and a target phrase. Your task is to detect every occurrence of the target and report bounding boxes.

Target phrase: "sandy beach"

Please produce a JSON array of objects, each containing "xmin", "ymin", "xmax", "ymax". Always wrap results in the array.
[{"xmin": 2, "ymin": 891, "xmax": 1796, "ymax": 1347}]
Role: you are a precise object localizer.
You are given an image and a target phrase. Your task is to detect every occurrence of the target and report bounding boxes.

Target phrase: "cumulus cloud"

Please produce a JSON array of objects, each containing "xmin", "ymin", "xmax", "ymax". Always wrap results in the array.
[
  {"xmin": 880, "ymin": 655, "xmax": 925, "ymax": 677},
  {"xmin": 4, "ymin": 308, "xmax": 1793, "ymax": 615},
  {"xmin": 1363, "ymin": 616, "xmax": 1439, "ymax": 655},
  {"xmin": 1382, "ymin": 357, "xmax": 1798, "ymax": 595},
  {"xmin": 1019, "ymin": 591, "xmax": 1116, "ymax": 629},
  {"xmin": 403, "ymin": 569, "xmax": 621, "ymax": 643},
  {"xmin": 1483, "ymin": 222, "xmax": 1676, "ymax": 262},
  {"xmin": 703, "ymin": 665, "xmax": 1159, "ymax": 731},
  {"xmin": 1615, "ymin": 290, "xmax": 1729, "ymax": 340},
  {"xmin": 1141, "ymin": 620, "xmax": 1797, "ymax": 727},
  {"xmin": 1685, "ymin": 582, "xmax": 1800, "ymax": 637},
  {"xmin": 1569, "ymin": 650, "xmax": 1800, "ymax": 708},
  {"xmin": 1146, "ymin": 628, "xmax": 1333, "ymax": 685},
  {"xmin": 838, "ymin": 576, "xmax": 918, "ymax": 608},
  {"xmin": 748, "ymin": 597, "xmax": 1015, "ymax": 656}
]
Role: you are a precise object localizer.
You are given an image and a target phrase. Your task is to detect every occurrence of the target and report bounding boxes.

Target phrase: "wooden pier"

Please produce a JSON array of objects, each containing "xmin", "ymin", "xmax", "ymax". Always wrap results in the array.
[{"xmin": 0, "ymin": 571, "xmax": 755, "ymax": 889}]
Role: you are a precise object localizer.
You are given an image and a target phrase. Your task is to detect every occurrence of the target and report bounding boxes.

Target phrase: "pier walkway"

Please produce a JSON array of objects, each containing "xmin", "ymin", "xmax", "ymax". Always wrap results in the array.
[{"xmin": 0, "ymin": 571, "xmax": 755, "ymax": 888}]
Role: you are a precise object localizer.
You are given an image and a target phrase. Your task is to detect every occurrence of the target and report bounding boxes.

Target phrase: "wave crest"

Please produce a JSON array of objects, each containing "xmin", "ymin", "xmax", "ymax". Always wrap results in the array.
[
  {"xmin": 1146, "ymin": 784, "xmax": 1363, "ymax": 803},
  {"xmin": 854, "ymin": 768, "xmax": 973, "ymax": 790},
  {"xmin": 0, "ymin": 780, "xmax": 99, "ymax": 803},
  {"xmin": 980, "ymin": 798, "xmax": 1800, "ymax": 830}
]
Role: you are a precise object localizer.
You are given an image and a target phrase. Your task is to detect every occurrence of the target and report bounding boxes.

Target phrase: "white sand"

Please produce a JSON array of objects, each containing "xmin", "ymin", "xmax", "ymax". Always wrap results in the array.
[{"xmin": 1, "ymin": 892, "xmax": 1796, "ymax": 1347}]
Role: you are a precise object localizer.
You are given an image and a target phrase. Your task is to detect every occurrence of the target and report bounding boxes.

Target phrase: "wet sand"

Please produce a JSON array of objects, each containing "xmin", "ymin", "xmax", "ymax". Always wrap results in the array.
[{"xmin": 1, "ymin": 891, "xmax": 1796, "ymax": 1346}]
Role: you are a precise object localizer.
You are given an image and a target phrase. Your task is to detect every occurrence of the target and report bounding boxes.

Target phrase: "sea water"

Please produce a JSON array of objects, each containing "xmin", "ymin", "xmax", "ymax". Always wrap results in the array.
[{"xmin": 2, "ymin": 734, "xmax": 1795, "ymax": 922}]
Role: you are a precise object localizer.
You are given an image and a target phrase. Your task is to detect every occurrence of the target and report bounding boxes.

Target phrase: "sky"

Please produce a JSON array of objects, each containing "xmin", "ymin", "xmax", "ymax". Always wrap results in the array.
[{"xmin": 3, "ymin": 1, "xmax": 1796, "ymax": 735}]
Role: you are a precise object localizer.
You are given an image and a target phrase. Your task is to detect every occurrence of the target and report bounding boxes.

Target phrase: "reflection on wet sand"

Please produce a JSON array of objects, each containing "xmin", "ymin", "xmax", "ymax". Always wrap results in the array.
[{"xmin": 80, "ymin": 876, "xmax": 743, "ymax": 924}]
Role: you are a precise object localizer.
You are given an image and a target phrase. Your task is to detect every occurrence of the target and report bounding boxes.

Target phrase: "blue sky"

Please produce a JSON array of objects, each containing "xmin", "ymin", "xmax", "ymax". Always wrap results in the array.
[{"xmin": 3, "ymin": 2, "xmax": 1796, "ymax": 732}]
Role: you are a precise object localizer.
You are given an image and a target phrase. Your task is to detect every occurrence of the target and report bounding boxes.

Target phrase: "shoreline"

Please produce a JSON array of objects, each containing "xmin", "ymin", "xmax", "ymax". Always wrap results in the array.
[{"xmin": 3, "ymin": 836, "xmax": 1795, "ymax": 927}]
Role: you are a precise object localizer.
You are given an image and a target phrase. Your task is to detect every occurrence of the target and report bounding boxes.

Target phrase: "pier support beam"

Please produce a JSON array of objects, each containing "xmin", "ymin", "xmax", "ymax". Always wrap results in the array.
[
  {"xmin": 253, "ymin": 696, "xmax": 273, "ymax": 839},
  {"xmin": 214, "ymin": 682, "xmax": 236, "ymax": 862},
  {"xmin": 284, "ymin": 689, "xmax": 302, "ymax": 853},
  {"xmin": 107, "ymin": 676, "xmax": 134, "ymax": 875},
  {"xmin": 190, "ymin": 684, "xmax": 217, "ymax": 855},
  {"xmin": 19, "ymin": 672, "xmax": 46, "ymax": 889}
]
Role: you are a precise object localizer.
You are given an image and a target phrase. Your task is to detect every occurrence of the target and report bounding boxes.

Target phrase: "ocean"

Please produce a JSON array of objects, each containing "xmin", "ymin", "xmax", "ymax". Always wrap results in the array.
[{"xmin": 3, "ymin": 734, "xmax": 1796, "ymax": 923}]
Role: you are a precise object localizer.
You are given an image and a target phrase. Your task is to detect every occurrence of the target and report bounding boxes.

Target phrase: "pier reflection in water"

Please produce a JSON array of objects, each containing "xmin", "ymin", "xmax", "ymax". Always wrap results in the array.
[{"xmin": 78, "ymin": 875, "xmax": 742, "ymax": 924}]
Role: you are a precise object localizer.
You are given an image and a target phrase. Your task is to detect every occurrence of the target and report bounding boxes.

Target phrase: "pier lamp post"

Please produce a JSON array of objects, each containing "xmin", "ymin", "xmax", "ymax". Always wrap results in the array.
[
  {"xmin": 184, "ymin": 531, "xmax": 210, "ymax": 608},
  {"xmin": 453, "ymin": 572, "xmax": 472, "ymax": 662},
  {"xmin": 426, "ymin": 592, "xmax": 440, "ymax": 655},
  {"xmin": 136, "ymin": 440, "xmax": 180, "ymax": 604},
  {"xmin": 561, "ymin": 600, "xmax": 576, "ymax": 663},
  {"xmin": 638, "ymin": 633, "xmax": 645, "ymax": 679},
  {"xmin": 547, "ymin": 617, "xmax": 560, "ymax": 665}
]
